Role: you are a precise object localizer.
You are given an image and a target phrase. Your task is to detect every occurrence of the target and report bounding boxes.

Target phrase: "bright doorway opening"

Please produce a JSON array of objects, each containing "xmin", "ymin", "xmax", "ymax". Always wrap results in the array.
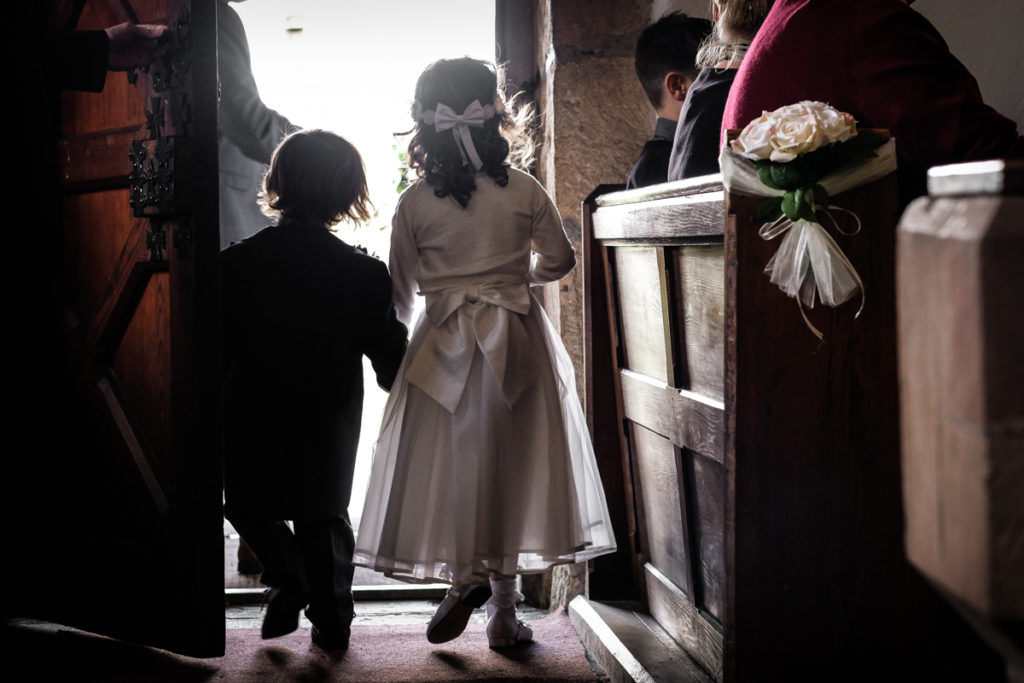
[{"xmin": 223, "ymin": 0, "xmax": 496, "ymax": 590}]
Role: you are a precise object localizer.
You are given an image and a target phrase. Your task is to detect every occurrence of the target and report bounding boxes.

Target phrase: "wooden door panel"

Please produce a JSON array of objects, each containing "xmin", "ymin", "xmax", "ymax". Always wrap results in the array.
[
  {"xmin": 61, "ymin": 77, "xmax": 148, "ymax": 135},
  {"xmin": 61, "ymin": 130, "xmax": 141, "ymax": 185},
  {"xmin": 632, "ymin": 423, "xmax": 691, "ymax": 595},
  {"xmin": 112, "ymin": 272, "xmax": 174, "ymax": 474},
  {"xmin": 60, "ymin": 3, "xmax": 150, "ymax": 135},
  {"xmin": 646, "ymin": 562, "xmax": 724, "ymax": 681},
  {"xmin": 683, "ymin": 448, "xmax": 725, "ymax": 622},
  {"xmin": 613, "ymin": 247, "xmax": 671, "ymax": 383},
  {"xmin": 623, "ymin": 380, "xmax": 726, "ymax": 624},
  {"xmin": 669, "ymin": 245, "xmax": 724, "ymax": 402},
  {"xmin": 4, "ymin": 0, "xmax": 225, "ymax": 657},
  {"xmin": 64, "ymin": 190, "xmax": 136, "ymax": 320}
]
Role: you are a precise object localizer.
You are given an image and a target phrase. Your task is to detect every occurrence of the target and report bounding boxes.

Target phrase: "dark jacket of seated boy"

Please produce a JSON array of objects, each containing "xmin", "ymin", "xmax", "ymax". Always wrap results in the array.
[
  {"xmin": 627, "ymin": 11, "xmax": 712, "ymax": 189},
  {"xmin": 221, "ymin": 129, "xmax": 408, "ymax": 651}
]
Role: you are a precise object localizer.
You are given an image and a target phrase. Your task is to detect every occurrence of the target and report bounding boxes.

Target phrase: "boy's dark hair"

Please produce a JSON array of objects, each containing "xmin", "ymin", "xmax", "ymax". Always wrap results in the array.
[
  {"xmin": 406, "ymin": 57, "xmax": 534, "ymax": 209},
  {"xmin": 635, "ymin": 12, "xmax": 713, "ymax": 109},
  {"xmin": 259, "ymin": 129, "xmax": 372, "ymax": 228}
]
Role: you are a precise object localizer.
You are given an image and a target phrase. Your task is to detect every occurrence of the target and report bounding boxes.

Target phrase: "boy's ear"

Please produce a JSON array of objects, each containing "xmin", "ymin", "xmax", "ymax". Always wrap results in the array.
[{"xmin": 664, "ymin": 72, "xmax": 690, "ymax": 102}]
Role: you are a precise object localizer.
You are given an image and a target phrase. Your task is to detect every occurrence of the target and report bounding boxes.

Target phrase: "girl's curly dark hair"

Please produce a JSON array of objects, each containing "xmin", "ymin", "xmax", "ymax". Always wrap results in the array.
[{"xmin": 405, "ymin": 57, "xmax": 535, "ymax": 208}]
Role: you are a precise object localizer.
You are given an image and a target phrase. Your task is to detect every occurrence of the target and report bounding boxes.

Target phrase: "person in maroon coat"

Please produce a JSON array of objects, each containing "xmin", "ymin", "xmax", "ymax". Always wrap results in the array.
[
  {"xmin": 721, "ymin": 0, "xmax": 1022, "ymax": 203},
  {"xmin": 221, "ymin": 130, "xmax": 408, "ymax": 652}
]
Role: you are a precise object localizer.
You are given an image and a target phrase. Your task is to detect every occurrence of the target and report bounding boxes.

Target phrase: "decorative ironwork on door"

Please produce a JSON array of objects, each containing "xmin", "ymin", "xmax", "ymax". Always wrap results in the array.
[{"xmin": 128, "ymin": 6, "xmax": 194, "ymax": 260}]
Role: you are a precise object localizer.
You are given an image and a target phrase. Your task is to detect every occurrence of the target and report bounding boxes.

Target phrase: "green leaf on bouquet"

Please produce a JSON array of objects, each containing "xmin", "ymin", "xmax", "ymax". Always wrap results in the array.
[
  {"xmin": 802, "ymin": 144, "xmax": 843, "ymax": 184},
  {"xmin": 798, "ymin": 187, "xmax": 818, "ymax": 221},
  {"xmin": 752, "ymin": 196, "xmax": 784, "ymax": 223},
  {"xmin": 781, "ymin": 187, "xmax": 818, "ymax": 222},
  {"xmin": 807, "ymin": 183, "xmax": 830, "ymax": 209},
  {"xmin": 781, "ymin": 190, "xmax": 801, "ymax": 221},
  {"xmin": 756, "ymin": 160, "xmax": 781, "ymax": 190},
  {"xmin": 768, "ymin": 162, "xmax": 807, "ymax": 191}
]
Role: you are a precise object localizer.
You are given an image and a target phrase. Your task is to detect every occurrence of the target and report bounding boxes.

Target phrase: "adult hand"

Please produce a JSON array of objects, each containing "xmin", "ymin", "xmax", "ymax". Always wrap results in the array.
[{"xmin": 104, "ymin": 22, "xmax": 170, "ymax": 71}]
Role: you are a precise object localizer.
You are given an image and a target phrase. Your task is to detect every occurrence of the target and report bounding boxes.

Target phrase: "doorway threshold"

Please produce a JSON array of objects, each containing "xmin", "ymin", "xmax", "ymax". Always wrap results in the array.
[{"xmin": 225, "ymin": 582, "xmax": 448, "ymax": 606}]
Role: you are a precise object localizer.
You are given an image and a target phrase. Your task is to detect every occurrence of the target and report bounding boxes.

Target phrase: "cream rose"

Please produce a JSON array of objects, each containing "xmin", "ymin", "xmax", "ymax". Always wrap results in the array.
[
  {"xmin": 732, "ymin": 113, "xmax": 776, "ymax": 160},
  {"xmin": 768, "ymin": 109, "xmax": 823, "ymax": 162},
  {"xmin": 806, "ymin": 101, "xmax": 857, "ymax": 144},
  {"xmin": 732, "ymin": 101, "xmax": 858, "ymax": 163}
]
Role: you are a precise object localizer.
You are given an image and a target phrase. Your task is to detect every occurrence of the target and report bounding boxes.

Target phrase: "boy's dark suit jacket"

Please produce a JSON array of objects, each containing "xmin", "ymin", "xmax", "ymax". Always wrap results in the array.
[{"xmin": 221, "ymin": 222, "xmax": 408, "ymax": 521}]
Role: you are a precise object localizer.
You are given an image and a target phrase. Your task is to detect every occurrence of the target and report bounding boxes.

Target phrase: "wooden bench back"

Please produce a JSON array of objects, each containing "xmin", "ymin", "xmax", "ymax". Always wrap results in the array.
[{"xmin": 584, "ymin": 165, "xmax": 1001, "ymax": 679}]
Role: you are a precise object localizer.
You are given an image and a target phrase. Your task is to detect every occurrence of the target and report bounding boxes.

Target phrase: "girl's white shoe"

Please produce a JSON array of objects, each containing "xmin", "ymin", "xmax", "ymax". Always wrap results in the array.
[
  {"xmin": 485, "ymin": 577, "xmax": 533, "ymax": 648},
  {"xmin": 485, "ymin": 604, "xmax": 534, "ymax": 648},
  {"xmin": 426, "ymin": 582, "xmax": 491, "ymax": 644}
]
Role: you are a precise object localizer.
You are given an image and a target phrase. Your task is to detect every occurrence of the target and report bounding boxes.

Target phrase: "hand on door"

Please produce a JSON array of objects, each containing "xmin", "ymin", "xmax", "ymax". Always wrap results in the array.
[{"xmin": 104, "ymin": 21, "xmax": 170, "ymax": 71}]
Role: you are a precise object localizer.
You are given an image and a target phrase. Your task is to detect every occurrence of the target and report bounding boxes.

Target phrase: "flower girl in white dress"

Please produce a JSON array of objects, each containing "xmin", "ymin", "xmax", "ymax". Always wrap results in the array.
[{"xmin": 354, "ymin": 57, "xmax": 616, "ymax": 648}]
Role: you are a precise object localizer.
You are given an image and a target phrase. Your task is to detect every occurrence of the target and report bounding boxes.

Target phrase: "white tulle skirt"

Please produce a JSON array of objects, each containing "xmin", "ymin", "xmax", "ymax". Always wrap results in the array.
[{"xmin": 353, "ymin": 296, "xmax": 616, "ymax": 585}]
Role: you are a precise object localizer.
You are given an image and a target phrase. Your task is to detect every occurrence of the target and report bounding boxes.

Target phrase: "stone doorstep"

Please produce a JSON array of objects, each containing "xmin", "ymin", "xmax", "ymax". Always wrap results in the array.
[
  {"xmin": 225, "ymin": 582, "xmax": 449, "ymax": 606},
  {"xmin": 569, "ymin": 596, "xmax": 714, "ymax": 683},
  {"xmin": 225, "ymin": 595, "xmax": 552, "ymax": 632}
]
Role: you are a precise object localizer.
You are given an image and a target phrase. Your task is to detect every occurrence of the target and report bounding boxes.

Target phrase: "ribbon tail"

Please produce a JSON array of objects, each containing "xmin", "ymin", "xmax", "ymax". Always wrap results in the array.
[
  {"xmin": 474, "ymin": 305, "xmax": 538, "ymax": 409},
  {"xmin": 805, "ymin": 221, "xmax": 865, "ymax": 315},
  {"xmin": 758, "ymin": 215, "xmax": 794, "ymax": 241},
  {"xmin": 453, "ymin": 124, "xmax": 483, "ymax": 170},
  {"xmin": 763, "ymin": 222, "xmax": 815, "ymax": 305},
  {"xmin": 796, "ymin": 297, "xmax": 825, "ymax": 342},
  {"xmin": 403, "ymin": 317, "xmax": 475, "ymax": 413}
]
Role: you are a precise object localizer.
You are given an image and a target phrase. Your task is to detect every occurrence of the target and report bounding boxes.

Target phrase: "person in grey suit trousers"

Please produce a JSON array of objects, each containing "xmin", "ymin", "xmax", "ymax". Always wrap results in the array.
[
  {"xmin": 221, "ymin": 130, "xmax": 408, "ymax": 651},
  {"xmin": 217, "ymin": 0, "xmax": 301, "ymax": 575},
  {"xmin": 218, "ymin": 0, "xmax": 298, "ymax": 249}
]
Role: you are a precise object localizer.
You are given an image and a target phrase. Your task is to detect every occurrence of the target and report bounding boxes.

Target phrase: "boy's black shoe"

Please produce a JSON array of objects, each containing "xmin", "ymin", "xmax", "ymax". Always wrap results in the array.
[
  {"xmin": 261, "ymin": 587, "xmax": 310, "ymax": 639},
  {"xmin": 237, "ymin": 541, "xmax": 264, "ymax": 575},
  {"xmin": 311, "ymin": 625, "xmax": 350, "ymax": 652}
]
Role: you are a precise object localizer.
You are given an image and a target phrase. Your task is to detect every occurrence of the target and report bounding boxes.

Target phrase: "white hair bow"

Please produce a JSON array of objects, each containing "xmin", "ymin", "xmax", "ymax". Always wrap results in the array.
[{"xmin": 431, "ymin": 100, "xmax": 494, "ymax": 170}]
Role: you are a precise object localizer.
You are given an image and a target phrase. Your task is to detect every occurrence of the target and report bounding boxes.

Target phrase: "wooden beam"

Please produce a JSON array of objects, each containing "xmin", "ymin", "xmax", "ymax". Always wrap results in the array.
[
  {"xmin": 620, "ymin": 369, "xmax": 724, "ymax": 464},
  {"xmin": 59, "ymin": 126, "xmax": 148, "ymax": 187}
]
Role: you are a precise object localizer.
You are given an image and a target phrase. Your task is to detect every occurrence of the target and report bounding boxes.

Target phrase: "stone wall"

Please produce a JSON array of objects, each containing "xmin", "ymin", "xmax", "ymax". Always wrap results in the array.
[
  {"xmin": 527, "ymin": 0, "xmax": 652, "ymax": 609},
  {"xmin": 532, "ymin": 0, "xmax": 712, "ymax": 384},
  {"xmin": 535, "ymin": 0, "xmax": 652, "ymax": 393},
  {"xmin": 523, "ymin": 0, "xmax": 712, "ymax": 610}
]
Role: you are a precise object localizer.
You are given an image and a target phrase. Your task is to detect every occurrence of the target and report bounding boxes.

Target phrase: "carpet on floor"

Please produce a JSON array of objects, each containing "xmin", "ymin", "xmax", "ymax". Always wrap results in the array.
[{"xmin": 3, "ymin": 608, "xmax": 602, "ymax": 682}]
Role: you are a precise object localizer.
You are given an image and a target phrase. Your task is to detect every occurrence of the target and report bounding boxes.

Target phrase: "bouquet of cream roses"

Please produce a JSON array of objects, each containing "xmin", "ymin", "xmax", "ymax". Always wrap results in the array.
[
  {"xmin": 720, "ymin": 101, "xmax": 896, "ymax": 339},
  {"xmin": 731, "ymin": 101, "xmax": 887, "ymax": 224}
]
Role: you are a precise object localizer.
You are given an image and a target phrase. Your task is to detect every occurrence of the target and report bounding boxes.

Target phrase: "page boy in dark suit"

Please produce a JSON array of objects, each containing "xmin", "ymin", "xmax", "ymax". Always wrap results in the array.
[{"xmin": 221, "ymin": 129, "xmax": 408, "ymax": 652}]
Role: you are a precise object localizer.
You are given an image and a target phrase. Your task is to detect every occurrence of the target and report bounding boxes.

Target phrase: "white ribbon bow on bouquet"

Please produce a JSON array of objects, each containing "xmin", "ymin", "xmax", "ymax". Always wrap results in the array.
[{"xmin": 720, "ymin": 138, "xmax": 897, "ymax": 340}]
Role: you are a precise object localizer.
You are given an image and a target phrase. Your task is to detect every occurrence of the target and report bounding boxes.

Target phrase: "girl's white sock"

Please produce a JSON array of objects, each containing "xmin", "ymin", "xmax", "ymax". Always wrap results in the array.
[{"xmin": 486, "ymin": 576, "xmax": 521, "ymax": 615}]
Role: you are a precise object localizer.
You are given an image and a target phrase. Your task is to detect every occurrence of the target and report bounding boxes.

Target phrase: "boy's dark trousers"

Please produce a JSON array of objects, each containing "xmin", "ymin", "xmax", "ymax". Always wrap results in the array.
[{"xmin": 228, "ymin": 513, "xmax": 356, "ymax": 639}]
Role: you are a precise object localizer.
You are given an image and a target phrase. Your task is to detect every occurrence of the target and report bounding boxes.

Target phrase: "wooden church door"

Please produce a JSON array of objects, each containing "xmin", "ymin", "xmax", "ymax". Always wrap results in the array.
[{"xmin": 7, "ymin": 0, "xmax": 224, "ymax": 657}]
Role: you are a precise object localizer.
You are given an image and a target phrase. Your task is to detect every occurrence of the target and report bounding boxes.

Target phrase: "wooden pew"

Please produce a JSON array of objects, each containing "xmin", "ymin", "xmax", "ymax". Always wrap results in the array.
[
  {"xmin": 578, "ymin": 168, "xmax": 1006, "ymax": 681},
  {"xmin": 898, "ymin": 159, "xmax": 1024, "ymax": 678}
]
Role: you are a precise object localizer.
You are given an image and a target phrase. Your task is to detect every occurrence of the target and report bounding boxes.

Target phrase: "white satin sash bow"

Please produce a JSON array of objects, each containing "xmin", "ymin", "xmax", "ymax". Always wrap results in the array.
[
  {"xmin": 404, "ymin": 282, "xmax": 538, "ymax": 413},
  {"xmin": 434, "ymin": 101, "xmax": 487, "ymax": 170}
]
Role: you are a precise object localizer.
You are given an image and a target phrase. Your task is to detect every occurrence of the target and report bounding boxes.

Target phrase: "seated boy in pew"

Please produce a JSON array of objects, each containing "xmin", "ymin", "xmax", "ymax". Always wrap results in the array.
[{"xmin": 627, "ymin": 11, "xmax": 712, "ymax": 189}]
